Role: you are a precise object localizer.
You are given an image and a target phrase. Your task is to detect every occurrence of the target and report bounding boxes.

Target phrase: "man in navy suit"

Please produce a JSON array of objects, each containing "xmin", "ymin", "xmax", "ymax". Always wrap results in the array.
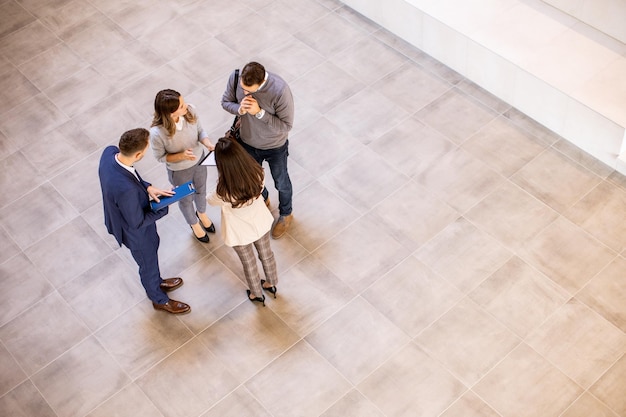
[{"xmin": 99, "ymin": 128, "xmax": 191, "ymax": 314}]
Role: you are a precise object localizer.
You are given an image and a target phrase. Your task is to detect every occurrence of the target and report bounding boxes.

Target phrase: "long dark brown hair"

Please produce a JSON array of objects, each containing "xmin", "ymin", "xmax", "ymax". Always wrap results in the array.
[
  {"xmin": 151, "ymin": 89, "xmax": 197, "ymax": 136},
  {"xmin": 214, "ymin": 136, "xmax": 264, "ymax": 208}
]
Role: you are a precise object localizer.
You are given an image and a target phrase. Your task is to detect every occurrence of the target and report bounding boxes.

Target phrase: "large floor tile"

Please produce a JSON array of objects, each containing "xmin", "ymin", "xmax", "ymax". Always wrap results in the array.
[
  {"xmin": 0, "ymin": 21, "xmax": 60, "ymax": 66},
  {"xmin": 200, "ymin": 387, "xmax": 271, "ymax": 417},
  {"xmin": 0, "ymin": 1, "xmax": 35, "ymax": 39},
  {"xmin": 137, "ymin": 338, "xmax": 239, "ymax": 417},
  {"xmin": 416, "ymin": 217, "xmax": 512, "ymax": 293},
  {"xmin": 469, "ymin": 256, "xmax": 568, "ymax": 338},
  {"xmin": 17, "ymin": 43, "xmax": 88, "ymax": 91},
  {"xmin": 0, "ymin": 291, "xmax": 89, "ymax": 376},
  {"xmin": 416, "ymin": 297, "xmax": 520, "ymax": 386},
  {"xmin": 526, "ymin": 299, "xmax": 626, "ymax": 388},
  {"xmin": 440, "ymin": 390, "xmax": 501, "ymax": 417},
  {"xmin": 306, "ymin": 297, "xmax": 409, "ymax": 384},
  {"xmin": 0, "ymin": 151, "xmax": 47, "ymax": 210},
  {"xmin": 589, "ymin": 354, "xmax": 626, "ymax": 416},
  {"xmin": 198, "ymin": 301, "xmax": 300, "ymax": 383},
  {"xmin": 464, "ymin": 181, "xmax": 559, "ymax": 251},
  {"xmin": 560, "ymin": 392, "xmax": 620, "ymax": 417},
  {"xmin": 519, "ymin": 216, "xmax": 616, "ymax": 294},
  {"xmin": 294, "ymin": 11, "xmax": 369, "ymax": 58},
  {"xmin": 245, "ymin": 340, "xmax": 352, "ymax": 417},
  {"xmin": 0, "ymin": 67, "xmax": 40, "ymax": 115},
  {"xmin": 320, "ymin": 389, "xmax": 384, "ymax": 417},
  {"xmin": 363, "ymin": 257, "xmax": 464, "ymax": 337},
  {"xmin": 473, "ymin": 343, "xmax": 582, "ymax": 417},
  {"xmin": 85, "ymin": 383, "xmax": 164, "ymax": 417},
  {"xmin": 0, "ymin": 380, "xmax": 56, "ymax": 417},
  {"xmin": 0, "ymin": 342, "xmax": 27, "ymax": 397},
  {"xmin": 358, "ymin": 343, "xmax": 466, "ymax": 417},
  {"xmin": 31, "ymin": 337, "xmax": 130, "ymax": 417}
]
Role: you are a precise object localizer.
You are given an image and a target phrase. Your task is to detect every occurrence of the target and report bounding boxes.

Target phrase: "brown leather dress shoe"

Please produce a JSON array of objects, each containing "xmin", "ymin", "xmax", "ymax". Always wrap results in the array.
[
  {"xmin": 152, "ymin": 299, "xmax": 191, "ymax": 314},
  {"xmin": 160, "ymin": 277, "xmax": 183, "ymax": 292},
  {"xmin": 271, "ymin": 214, "xmax": 292, "ymax": 239}
]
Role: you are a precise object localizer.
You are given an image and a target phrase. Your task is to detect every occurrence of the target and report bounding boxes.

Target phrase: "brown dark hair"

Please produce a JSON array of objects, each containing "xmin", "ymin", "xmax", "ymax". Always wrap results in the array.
[
  {"xmin": 214, "ymin": 136, "xmax": 264, "ymax": 208},
  {"xmin": 241, "ymin": 62, "xmax": 265, "ymax": 87},
  {"xmin": 151, "ymin": 89, "xmax": 197, "ymax": 136},
  {"xmin": 119, "ymin": 128, "xmax": 149, "ymax": 156}
]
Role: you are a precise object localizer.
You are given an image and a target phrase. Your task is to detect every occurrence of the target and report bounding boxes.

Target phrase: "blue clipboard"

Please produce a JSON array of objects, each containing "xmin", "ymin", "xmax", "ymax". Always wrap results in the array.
[{"xmin": 150, "ymin": 181, "xmax": 195, "ymax": 211}]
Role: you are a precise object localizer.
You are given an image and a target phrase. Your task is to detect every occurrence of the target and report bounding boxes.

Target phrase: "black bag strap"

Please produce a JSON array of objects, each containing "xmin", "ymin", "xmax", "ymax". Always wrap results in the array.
[{"xmin": 233, "ymin": 69, "xmax": 239, "ymax": 100}]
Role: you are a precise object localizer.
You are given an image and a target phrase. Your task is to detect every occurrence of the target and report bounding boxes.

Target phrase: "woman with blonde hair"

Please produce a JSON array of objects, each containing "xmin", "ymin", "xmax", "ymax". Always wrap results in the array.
[
  {"xmin": 150, "ymin": 89, "xmax": 215, "ymax": 242},
  {"xmin": 208, "ymin": 136, "xmax": 279, "ymax": 305}
]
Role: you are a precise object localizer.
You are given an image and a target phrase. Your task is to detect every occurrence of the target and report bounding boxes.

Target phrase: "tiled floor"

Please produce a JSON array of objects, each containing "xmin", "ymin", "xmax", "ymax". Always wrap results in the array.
[{"xmin": 1, "ymin": 0, "xmax": 626, "ymax": 416}]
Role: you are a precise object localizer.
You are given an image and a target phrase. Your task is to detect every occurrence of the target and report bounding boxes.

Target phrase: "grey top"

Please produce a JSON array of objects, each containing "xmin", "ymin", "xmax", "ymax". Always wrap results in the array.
[
  {"xmin": 221, "ymin": 70, "xmax": 294, "ymax": 150},
  {"xmin": 150, "ymin": 105, "xmax": 209, "ymax": 171}
]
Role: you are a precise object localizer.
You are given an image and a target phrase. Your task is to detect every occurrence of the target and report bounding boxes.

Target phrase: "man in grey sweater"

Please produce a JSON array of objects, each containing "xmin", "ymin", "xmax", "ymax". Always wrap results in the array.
[{"xmin": 221, "ymin": 62, "xmax": 295, "ymax": 239}]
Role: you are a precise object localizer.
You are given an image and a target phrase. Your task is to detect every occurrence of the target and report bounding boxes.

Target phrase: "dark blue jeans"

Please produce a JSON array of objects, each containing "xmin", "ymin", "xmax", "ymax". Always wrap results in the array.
[{"xmin": 239, "ymin": 139, "xmax": 293, "ymax": 216}]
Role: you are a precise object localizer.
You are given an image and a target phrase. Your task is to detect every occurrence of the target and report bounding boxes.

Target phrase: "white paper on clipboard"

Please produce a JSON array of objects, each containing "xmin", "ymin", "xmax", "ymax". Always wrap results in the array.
[{"xmin": 199, "ymin": 150, "xmax": 215, "ymax": 166}]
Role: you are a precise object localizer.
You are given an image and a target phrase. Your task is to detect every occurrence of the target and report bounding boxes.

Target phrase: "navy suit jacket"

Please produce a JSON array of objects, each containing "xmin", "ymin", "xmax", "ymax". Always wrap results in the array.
[{"xmin": 98, "ymin": 146, "xmax": 168, "ymax": 250}]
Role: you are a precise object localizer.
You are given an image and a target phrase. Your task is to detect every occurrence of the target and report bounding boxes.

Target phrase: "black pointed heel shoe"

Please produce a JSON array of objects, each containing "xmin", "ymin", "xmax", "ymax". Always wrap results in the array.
[
  {"xmin": 261, "ymin": 279, "xmax": 277, "ymax": 298},
  {"xmin": 196, "ymin": 211, "xmax": 216, "ymax": 233},
  {"xmin": 190, "ymin": 225, "xmax": 210, "ymax": 243},
  {"xmin": 247, "ymin": 290, "xmax": 265, "ymax": 306}
]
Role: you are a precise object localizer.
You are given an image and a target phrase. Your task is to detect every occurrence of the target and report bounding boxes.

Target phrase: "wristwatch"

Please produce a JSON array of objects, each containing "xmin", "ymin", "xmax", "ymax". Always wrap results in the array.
[{"xmin": 255, "ymin": 109, "xmax": 265, "ymax": 119}]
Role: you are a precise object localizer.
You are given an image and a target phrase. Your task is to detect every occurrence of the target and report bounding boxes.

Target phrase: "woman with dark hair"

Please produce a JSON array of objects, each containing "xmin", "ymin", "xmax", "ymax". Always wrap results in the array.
[
  {"xmin": 150, "ymin": 89, "xmax": 215, "ymax": 243},
  {"xmin": 208, "ymin": 136, "xmax": 279, "ymax": 305}
]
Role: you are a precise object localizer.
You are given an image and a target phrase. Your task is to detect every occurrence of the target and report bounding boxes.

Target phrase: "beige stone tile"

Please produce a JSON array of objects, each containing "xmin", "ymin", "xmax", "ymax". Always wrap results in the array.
[
  {"xmin": 0, "ymin": 254, "xmax": 54, "ymax": 327},
  {"xmin": 294, "ymin": 11, "xmax": 370, "ymax": 58},
  {"xmin": 0, "ymin": 292, "xmax": 89, "ymax": 375},
  {"xmin": 330, "ymin": 36, "xmax": 408, "ymax": 85},
  {"xmin": 319, "ymin": 147, "xmax": 409, "ymax": 214},
  {"xmin": 463, "ymin": 116, "xmax": 548, "ymax": 177},
  {"xmin": 50, "ymin": 150, "xmax": 104, "ymax": 212},
  {"xmin": 512, "ymin": 147, "xmax": 602, "ymax": 212},
  {"xmin": 552, "ymin": 138, "xmax": 615, "ymax": 179},
  {"xmin": 95, "ymin": 302, "xmax": 193, "ymax": 379},
  {"xmin": 326, "ymin": 88, "xmax": 410, "ymax": 145},
  {"xmin": 320, "ymin": 390, "xmax": 384, "ymax": 417},
  {"xmin": 364, "ymin": 257, "xmax": 464, "ymax": 337},
  {"xmin": 0, "ymin": 1, "xmax": 35, "ymax": 38},
  {"xmin": 565, "ymin": 181, "xmax": 626, "ymax": 252},
  {"xmin": 440, "ymin": 390, "xmax": 501, "ymax": 417},
  {"xmin": 374, "ymin": 62, "xmax": 452, "ymax": 114},
  {"xmin": 577, "ymin": 256, "xmax": 626, "ymax": 333},
  {"xmin": 473, "ymin": 344, "xmax": 582, "ymax": 417},
  {"xmin": 290, "ymin": 61, "xmax": 365, "ymax": 113},
  {"xmin": 39, "ymin": 0, "xmax": 100, "ymax": 38},
  {"xmin": 268, "ymin": 256, "xmax": 355, "ymax": 337},
  {"xmin": 503, "ymin": 107, "xmax": 562, "ymax": 147},
  {"xmin": 0, "ymin": 151, "xmax": 46, "ymax": 211},
  {"xmin": 85, "ymin": 383, "xmax": 164, "ymax": 417},
  {"xmin": 44, "ymin": 66, "xmax": 117, "ymax": 118},
  {"xmin": 469, "ymin": 256, "xmax": 568, "ymax": 338},
  {"xmin": 456, "ymin": 79, "xmax": 511, "ymax": 113},
  {"xmin": 0, "ymin": 182, "xmax": 78, "ymax": 249},
  {"xmin": 246, "ymin": 341, "xmax": 352, "ymax": 417},
  {"xmin": 314, "ymin": 214, "xmax": 410, "ymax": 291},
  {"xmin": 413, "ymin": 147, "xmax": 504, "ymax": 213},
  {"xmin": 519, "ymin": 216, "xmax": 616, "ymax": 294},
  {"xmin": 358, "ymin": 343, "xmax": 466, "ymax": 417},
  {"xmin": 215, "ymin": 16, "xmax": 291, "ymax": 57},
  {"xmin": 18, "ymin": 43, "xmax": 88, "ymax": 91},
  {"xmin": 254, "ymin": 37, "xmax": 326, "ymax": 84},
  {"xmin": 370, "ymin": 115, "xmax": 456, "ymax": 178},
  {"xmin": 198, "ymin": 301, "xmax": 300, "ymax": 383},
  {"xmin": 25, "ymin": 217, "xmax": 113, "ymax": 288},
  {"xmin": 417, "ymin": 88, "xmax": 498, "ymax": 145},
  {"xmin": 306, "ymin": 297, "xmax": 409, "ymax": 384},
  {"xmin": 0, "ymin": 381, "xmax": 56, "ymax": 417},
  {"xmin": 168, "ymin": 38, "xmax": 241, "ymax": 87},
  {"xmin": 289, "ymin": 181, "xmax": 360, "ymax": 251},
  {"xmin": 137, "ymin": 338, "xmax": 239, "ymax": 417},
  {"xmin": 465, "ymin": 181, "xmax": 559, "ymax": 251},
  {"xmin": 527, "ymin": 299, "xmax": 626, "ymax": 388},
  {"xmin": 0, "ymin": 67, "xmax": 40, "ymax": 115},
  {"xmin": 290, "ymin": 117, "xmax": 365, "ymax": 180},
  {"xmin": 104, "ymin": 0, "xmax": 178, "ymax": 39},
  {"xmin": 32, "ymin": 337, "xmax": 130, "ymax": 417},
  {"xmin": 416, "ymin": 217, "xmax": 512, "ymax": 293},
  {"xmin": 560, "ymin": 392, "xmax": 619, "ymax": 417},
  {"xmin": 200, "ymin": 387, "xmax": 271, "ymax": 417},
  {"xmin": 370, "ymin": 181, "xmax": 459, "ymax": 251},
  {"xmin": 416, "ymin": 298, "xmax": 520, "ymax": 386},
  {"xmin": 0, "ymin": 342, "xmax": 26, "ymax": 397},
  {"xmin": 92, "ymin": 41, "xmax": 164, "ymax": 88},
  {"xmin": 259, "ymin": 0, "xmax": 330, "ymax": 35},
  {"xmin": 64, "ymin": 14, "xmax": 133, "ymax": 64},
  {"xmin": 589, "ymin": 354, "xmax": 626, "ymax": 416},
  {"xmin": 157, "ymin": 255, "xmax": 244, "ymax": 335},
  {"xmin": 59, "ymin": 253, "xmax": 145, "ymax": 331},
  {"xmin": 0, "ymin": 21, "xmax": 60, "ymax": 66}
]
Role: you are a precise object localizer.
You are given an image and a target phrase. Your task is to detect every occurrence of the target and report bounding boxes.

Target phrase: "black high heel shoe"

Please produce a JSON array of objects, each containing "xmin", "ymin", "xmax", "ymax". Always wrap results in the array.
[
  {"xmin": 247, "ymin": 290, "xmax": 265, "ymax": 306},
  {"xmin": 190, "ymin": 225, "xmax": 210, "ymax": 243},
  {"xmin": 261, "ymin": 279, "xmax": 277, "ymax": 298},
  {"xmin": 196, "ymin": 211, "xmax": 215, "ymax": 233}
]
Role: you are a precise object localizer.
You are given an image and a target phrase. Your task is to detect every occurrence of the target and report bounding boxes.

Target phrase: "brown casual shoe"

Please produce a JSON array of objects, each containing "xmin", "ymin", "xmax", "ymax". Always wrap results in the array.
[
  {"xmin": 152, "ymin": 299, "xmax": 191, "ymax": 314},
  {"xmin": 271, "ymin": 214, "xmax": 292, "ymax": 239},
  {"xmin": 160, "ymin": 277, "xmax": 183, "ymax": 292},
  {"xmin": 265, "ymin": 197, "xmax": 271, "ymax": 208}
]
